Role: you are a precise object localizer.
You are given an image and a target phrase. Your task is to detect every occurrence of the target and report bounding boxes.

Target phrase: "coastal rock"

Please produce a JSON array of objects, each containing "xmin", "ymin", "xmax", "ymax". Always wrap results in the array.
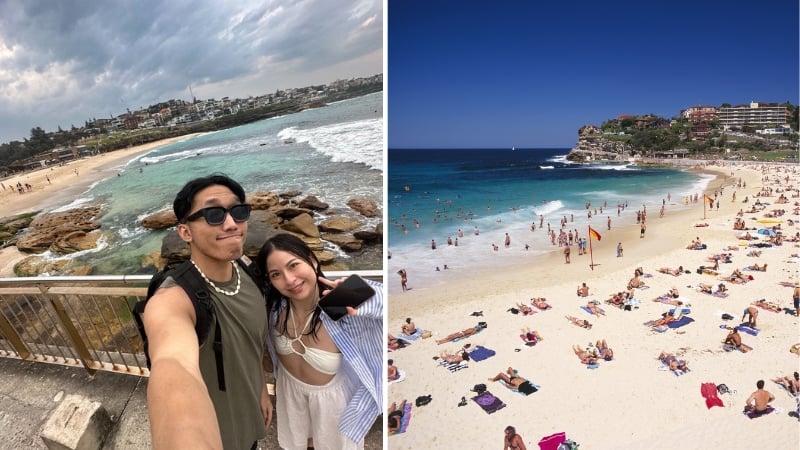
[
  {"xmin": 0, "ymin": 213, "xmax": 36, "ymax": 234},
  {"xmin": 16, "ymin": 206, "xmax": 103, "ymax": 254},
  {"xmin": 141, "ymin": 251, "xmax": 165, "ymax": 272},
  {"xmin": 298, "ymin": 195, "xmax": 329, "ymax": 211},
  {"xmin": 50, "ymin": 231, "xmax": 101, "ymax": 254},
  {"xmin": 141, "ymin": 209, "xmax": 178, "ymax": 230},
  {"xmin": 13, "ymin": 256, "xmax": 93, "ymax": 277},
  {"xmin": 346, "ymin": 197, "xmax": 380, "ymax": 218},
  {"xmin": 319, "ymin": 217, "xmax": 362, "ymax": 233},
  {"xmin": 320, "ymin": 233, "xmax": 363, "ymax": 251},
  {"xmin": 567, "ymin": 125, "xmax": 633, "ymax": 162},
  {"xmin": 279, "ymin": 190, "xmax": 302, "ymax": 199},
  {"xmin": 248, "ymin": 191, "xmax": 281, "ymax": 210},
  {"xmin": 280, "ymin": 214, "xmax": 320, "ymax": 238},
  {"xmin": 272, "ymin": 206, "xmax": 313, "ymax": 220},
  {"xmin": 353, "ymin": 229, "xmax": 382, "ymax": 243}
]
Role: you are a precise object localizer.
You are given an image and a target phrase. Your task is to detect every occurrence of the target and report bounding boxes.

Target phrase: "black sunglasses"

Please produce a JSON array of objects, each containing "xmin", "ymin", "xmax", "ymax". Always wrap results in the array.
[{"xmin": 183, "ymin": 204, "xmax": 252, "ymax": 225}]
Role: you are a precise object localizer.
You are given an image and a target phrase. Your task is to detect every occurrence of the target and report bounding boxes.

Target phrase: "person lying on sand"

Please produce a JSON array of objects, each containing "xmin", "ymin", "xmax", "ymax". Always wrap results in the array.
[
  {"xmin": 387, "ymin": 400, "xmax": 407, "ymax": 434},
  {"xmin": 488, "ymin": 366, "xmax": 527, "ymax": 388},
  {"xmin": 434, "ymin": 347, "xmax": 470, "ymax": 364},
  {"xmin": 658, "ymin": 266, "xmax": 684, "ymax": 276},
  {"xmin": 658, "ymin": 351, "xmax": 689, "ymax": 372},
  {"xmin": 747, "ymin": 263, "xmax": 767, "ymax": 271},
  {"xmin": 653, "ymin": 296, "xmax": 684, "ymax": 307},
  {"xmin": 514, "ymin": 302, "xmax": 534, "ymax": 315},
  {"xmin": 572, "ymin": 345, "xmax": 599, "ymax": 365},
  {"xmin": 436, "ymin": 323, "xmax": 485, "ymax": 345},
  {"xmin": 649, "ymin": 308, "xmax": 683, "ymax": 328},
  {"xmin": 596, "ymin": 339, "xmax": 614, "ymax": 361},
  {"xmin": 565, "ymin": 315, "xmax": 592, "ymax": 329},
  {"xmin": 530, "ymin": 297, "xmax": 551, "ymax": 310},
  {"xmin": 585, "ymin": 300, "xmax": 606, "ymax": 316},
  {"xmin": 521, "ymin": 327, "xmax": 543, "ymax": 344},
  {"xmin": 772, "ymin": 372, "xmax": 800, "ymax": 396}
]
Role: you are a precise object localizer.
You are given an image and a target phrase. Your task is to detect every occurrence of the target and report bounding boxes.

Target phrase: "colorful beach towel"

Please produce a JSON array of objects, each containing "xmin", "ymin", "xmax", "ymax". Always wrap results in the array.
[
  {"xmin": 389, "ymin": 402, "xmax": 412, "ymax": 435},
  {"xmin": 538, "ymin": 431, "xmax": 566, "ymax": 450},
  {"xmin": 738, "ymin": 325, "xmax": 760, "ymax": 336},
  {"xmin": 667, "ymin": 316, "xmax": 695, "ymax": 328},
  {"xmin": 744, "ymin": 406, "xmax": 774, "ymax": 419},
  {"xmin": 723, "ymin": 343, "xmax": 753, "ymax": 353},
  {"xmin": 471, "ymin": 391, "xmax": 506, "ymax": 414},
  {"xmin": 467, "ymin": 345, "xmax": 496, "ymax": 362},
  {"xmin": 438, "ymin": 359, "xmax": 468, "ymax": 372},
  {"xmin": 701, "ymin": 382, "xmax": 724, "ymax": 409},
  {"xmin": 397, "ymin": 329, "xmax": 423, "ymax": 341}
]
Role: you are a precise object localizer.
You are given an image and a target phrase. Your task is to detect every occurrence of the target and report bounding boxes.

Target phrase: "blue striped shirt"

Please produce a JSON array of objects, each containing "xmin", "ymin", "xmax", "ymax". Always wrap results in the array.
[{"xmin": 267, "ymin": 279, "xmax": 384, "ymax": 444}]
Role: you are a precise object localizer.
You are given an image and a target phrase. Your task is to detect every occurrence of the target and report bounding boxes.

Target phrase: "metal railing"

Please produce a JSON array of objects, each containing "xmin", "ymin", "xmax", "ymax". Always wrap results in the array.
[{"xmin": 0, "ymin": 271, "xmax": 382, "ymax": 378}]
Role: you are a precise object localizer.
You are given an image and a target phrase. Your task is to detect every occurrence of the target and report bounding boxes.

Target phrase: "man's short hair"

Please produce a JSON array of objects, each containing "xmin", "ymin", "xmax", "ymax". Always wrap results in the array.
[
  {"xmin": 173, "ymin": 173, "xmax": 246, "ymax": 222},
  {"xmin": 756, "ymin": 379, "xmax": 765, "ymax": 389}
]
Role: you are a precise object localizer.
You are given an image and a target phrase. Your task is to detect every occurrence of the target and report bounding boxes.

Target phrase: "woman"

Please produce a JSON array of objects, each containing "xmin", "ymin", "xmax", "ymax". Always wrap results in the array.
[
  {"xmin": 257, "ymin": 233, "xmax": 383, "ymax": 450},
  {"xmin": 503, "ymin": 425, "xmax": 527, "ymax": 450}
]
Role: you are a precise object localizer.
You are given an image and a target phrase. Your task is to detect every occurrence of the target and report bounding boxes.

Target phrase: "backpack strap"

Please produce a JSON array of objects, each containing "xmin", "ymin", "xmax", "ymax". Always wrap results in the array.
[{"xmin": 171, "ymin": 260, "xmax": 226, "ymax": 392}]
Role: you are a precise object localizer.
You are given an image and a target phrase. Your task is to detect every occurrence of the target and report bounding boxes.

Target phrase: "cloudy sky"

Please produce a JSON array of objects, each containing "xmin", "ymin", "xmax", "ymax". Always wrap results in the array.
[{"xmin": 0, "ymin": 0, "xmax": 382, "ymax": 144}]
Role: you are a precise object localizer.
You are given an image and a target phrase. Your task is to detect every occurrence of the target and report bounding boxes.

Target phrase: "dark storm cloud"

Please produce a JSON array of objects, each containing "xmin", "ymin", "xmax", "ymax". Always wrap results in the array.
[{"xmin": 0, "ymin": 0, "xmax": 382, "ymax": 142}]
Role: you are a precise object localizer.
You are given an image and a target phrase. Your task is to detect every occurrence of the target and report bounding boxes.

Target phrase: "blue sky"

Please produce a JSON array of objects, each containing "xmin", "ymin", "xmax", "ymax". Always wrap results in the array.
[{"xmin": 388, "ymin": 0, "xmax": 799, "ymax": 149}]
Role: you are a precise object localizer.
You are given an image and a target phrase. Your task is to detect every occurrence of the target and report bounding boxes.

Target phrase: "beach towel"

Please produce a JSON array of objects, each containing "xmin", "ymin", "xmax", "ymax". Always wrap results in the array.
[
  {"xmin": 389, "ymin": 369, "xmax": 406, "ymax": 385},
  {"xmin": 667, "ymin": 316, "xmax": 695, "ymax": 328},
  {"xmin": 397, "ymin": 329, "xmax": 423, "ymax": 341},
  {"xmin": 580, "ymin": 305, "xmax": 604, "ymax": 316},
  {"xmin": 468, "ymin": 345, "xmax": 496, "ymax": 362},
  {"xmin": 668, "ymin": 307, "xmax": 692, "ymax": 315},
  {"xmin": 389, "ymin": 402, "xmax": 412, "ymax": 435},
  {"xmin": 744, "ymin": 406, "xmax": 774, "ymax": 419},
  {"xmin": 500, "ymin": 378, "xmax": 540, "ymax": 395},
  {"xmin": 388, "ymin": 338, "xmax": 411, "ymax": 352},
  {"xmin": 712, "ymin": 291, "xmax": 729, "ymax": 298},
  {"xmin": 438, "ymin": 359, "xmax": 468, "ymax": 372},
  {"xmin": 738, "ymin": 325, "xmax": 760, "ymax": 336},
  {"xmin": 752, "ymin": 301, "xmax": 781, "ymax": 313},
  {"xmin": 723, "ymin": 343, "xmax": 753, "ymax": 353},
  {"xmin": 471, "ymin": 391, "xmax": 506, "ymax": 414},
  {"xmin": 701, "ymin": 382, "xmax": 724, "ymax": 409},
  {"xmin": 538, "ymin": 431, "xmax": 566, "ymax": 450}
]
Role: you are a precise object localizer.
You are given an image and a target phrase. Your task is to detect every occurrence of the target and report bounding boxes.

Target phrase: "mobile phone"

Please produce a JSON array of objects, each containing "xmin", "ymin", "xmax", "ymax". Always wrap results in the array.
[{"xmin": 319, "ymin": 275, "xmax": 375, "ymax": 320}]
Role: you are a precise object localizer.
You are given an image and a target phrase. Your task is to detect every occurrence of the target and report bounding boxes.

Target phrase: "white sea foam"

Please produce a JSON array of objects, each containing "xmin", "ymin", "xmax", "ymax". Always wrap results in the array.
[{"xmin": 277, "ymin": 118, "xmax": 383, "ymax": 171}]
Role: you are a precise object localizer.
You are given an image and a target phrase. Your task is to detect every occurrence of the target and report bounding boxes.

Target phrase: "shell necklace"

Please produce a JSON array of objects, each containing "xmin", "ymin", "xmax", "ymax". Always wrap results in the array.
[{"xmin": 190, "ymin": 260, "xmax": 241, "ymax": 296}]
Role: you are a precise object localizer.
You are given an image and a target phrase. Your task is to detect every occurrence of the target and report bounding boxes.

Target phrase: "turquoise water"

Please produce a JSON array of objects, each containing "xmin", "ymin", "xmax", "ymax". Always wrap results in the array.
[
  {"xmin": 387, "ymin": 148, "xmax": 713, "ymax": 283},
  {"xmin": 50, "ymin": 93, "xmax": 383, "ymax": 274}
]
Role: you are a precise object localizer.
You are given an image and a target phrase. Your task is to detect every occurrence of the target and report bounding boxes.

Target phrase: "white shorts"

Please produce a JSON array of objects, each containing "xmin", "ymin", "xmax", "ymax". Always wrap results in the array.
[{"xmin": 275, "ymin": 368, "xmax": 362, "ymax": 450}]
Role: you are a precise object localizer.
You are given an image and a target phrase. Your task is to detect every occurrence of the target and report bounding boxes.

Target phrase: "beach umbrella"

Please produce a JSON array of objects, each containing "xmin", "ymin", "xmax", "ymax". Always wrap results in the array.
[{"xmin": 757, "ymin": 228, "xmax": 775, "ymax": 236}]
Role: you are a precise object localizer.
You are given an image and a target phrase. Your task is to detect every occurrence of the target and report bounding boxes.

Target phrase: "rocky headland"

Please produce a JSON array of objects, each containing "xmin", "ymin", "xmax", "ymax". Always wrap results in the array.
[
  {"xmin": 0, "ymin": 190, "xmax": 382, "ymax": 276},
  {"xmin": 565, "ymin": 124, "xmax": 634, "ymax": 162}
]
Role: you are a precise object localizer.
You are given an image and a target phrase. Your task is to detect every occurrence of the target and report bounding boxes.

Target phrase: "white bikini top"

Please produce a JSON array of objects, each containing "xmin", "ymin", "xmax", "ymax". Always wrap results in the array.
[{"xmin": 272, "ymin": 309, "xmax": 342, "ymax": 375}]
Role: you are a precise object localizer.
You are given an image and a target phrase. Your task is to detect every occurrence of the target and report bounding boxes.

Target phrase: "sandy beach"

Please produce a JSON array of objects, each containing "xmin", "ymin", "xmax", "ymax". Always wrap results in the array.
[
  {"xmin": 387, "ymin": 162, "xmax": 800, "ymax": 449},
  {"xmin": 0, "ymin": 134, "xmax": 199, "ymax": 276}
]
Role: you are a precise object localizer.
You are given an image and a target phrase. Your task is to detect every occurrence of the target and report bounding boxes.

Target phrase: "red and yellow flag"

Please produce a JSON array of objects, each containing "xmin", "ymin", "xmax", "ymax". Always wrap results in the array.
[
  {"xmin": 704, "ymin": 194, "xmax": 714, "ymax": 203},
  {"xmin": 588, "ymin": 226, "xmax": 602, "ymax": 241}
]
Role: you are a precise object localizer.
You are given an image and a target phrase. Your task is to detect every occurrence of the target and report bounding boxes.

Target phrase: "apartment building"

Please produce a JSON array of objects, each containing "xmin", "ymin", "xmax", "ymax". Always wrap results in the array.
[{"xmin": 717, "ymin": 102, "xmax": 790, "ymax": 128}]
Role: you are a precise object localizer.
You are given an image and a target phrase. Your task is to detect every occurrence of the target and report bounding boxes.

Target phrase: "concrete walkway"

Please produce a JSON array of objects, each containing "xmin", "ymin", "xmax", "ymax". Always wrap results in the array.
[{"xmin": 0, "ymin": 358, "xmax": 382, "ymax": 449}]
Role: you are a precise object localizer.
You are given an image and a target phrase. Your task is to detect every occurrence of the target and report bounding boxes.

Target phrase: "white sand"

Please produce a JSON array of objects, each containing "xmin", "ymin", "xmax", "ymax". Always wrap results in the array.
[{"xmin": 387, "ymin": 162, "xmax": 800, "ymax": 449}]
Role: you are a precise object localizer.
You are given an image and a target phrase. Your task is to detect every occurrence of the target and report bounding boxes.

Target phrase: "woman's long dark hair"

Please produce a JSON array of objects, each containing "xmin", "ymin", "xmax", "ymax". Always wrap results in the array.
[{"xmin": 256, "ymin": 233, "xmax": 326, "ymax": 339}]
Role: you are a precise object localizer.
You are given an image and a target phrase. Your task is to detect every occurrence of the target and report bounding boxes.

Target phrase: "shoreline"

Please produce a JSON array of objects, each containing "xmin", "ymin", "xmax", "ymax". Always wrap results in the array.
[
  {"xmin": 387, "ymin": 162, "xmax": 799, "ymax": 449},
  {"xmin": 0, "ymin": 134, "xmax": 201, "ymax": 218},
  {"xmin": 0, "ymin": 134, "xmax": 200, "ymax": 277}
]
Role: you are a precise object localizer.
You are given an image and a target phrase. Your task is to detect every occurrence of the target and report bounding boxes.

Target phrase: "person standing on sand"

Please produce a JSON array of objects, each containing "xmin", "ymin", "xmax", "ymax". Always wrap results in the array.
[
  {"xmin": 640, "ymin": 222, "xmax": 646, "ymax": 238},
  {"xmin": 607, "ymin": 216, "xmax": 611, "ymax": 230},
  {"xmin": 616, "ymin": 242, "xmax": 623, "ymax": 257},
  {"xmin": 504, "ymin": 232, "xmax": 511, "ymax": 248},
  {"xmin": 503, "ymin": 425, "xmax": 527, "ymax": 450},
  {"xmin": 793, "ymin": 284, "xmax": 799, "ymax": 317},
  {"xmin": 564, "ymin": 245, "xmax": 570, "ymax": 263},
  {"xmin": 398, "ymin": 269, "xmax": 409, "ymax": 292}
]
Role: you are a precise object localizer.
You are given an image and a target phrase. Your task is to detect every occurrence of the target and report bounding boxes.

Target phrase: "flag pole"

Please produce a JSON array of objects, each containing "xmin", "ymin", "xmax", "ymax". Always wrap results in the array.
[
  {"xmin": 703, "ymin": 196, "xmax": 707, "ymax": 220},
  {"xmin": 588, "ymin": 225, "xmax": 595, "ymax": 271}
]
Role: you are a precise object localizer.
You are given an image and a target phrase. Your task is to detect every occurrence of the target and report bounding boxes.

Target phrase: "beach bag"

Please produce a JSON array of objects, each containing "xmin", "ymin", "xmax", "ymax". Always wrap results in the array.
[
  {"xmin": 557, "ymin": 439, "xmax": 579, "ymax": 450},
  {"xmin": 415, "ymin": 395, "xmax": 432, "ymax": 407},
  {"xmin": 509, "ymin": 307, "xmax": 520, "ymax": 314},
  {"xmin": 717, "ymin": 384, "xmax": 730, "ymax": 395},
  {"xmin": 721, "ymin": 313, "xmax": 734, "ymax": 321},
  {"xmin": 420, "ymin": 330, "xmax": 432, "ymax": 339},
  {"xmin": 132, "ymin": 258, "xmax": 260, "ymax": 392},
  {"xmin": 472, "ymin": 383, "xmax": 487, "ymax": 395},
  {"xmin": 478, "ymin": 321, "xmax": 488, "ymax": 329}
]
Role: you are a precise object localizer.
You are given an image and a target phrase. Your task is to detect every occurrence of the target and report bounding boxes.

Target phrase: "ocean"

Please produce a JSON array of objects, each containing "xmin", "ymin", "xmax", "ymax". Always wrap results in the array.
[
  {"xmin": 50, "ymin": 92, "xmax": 383, "ymax": 275},
  {"xmin": 387, "ymin": 148, "xmax": 714, "ymax": 287}
]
